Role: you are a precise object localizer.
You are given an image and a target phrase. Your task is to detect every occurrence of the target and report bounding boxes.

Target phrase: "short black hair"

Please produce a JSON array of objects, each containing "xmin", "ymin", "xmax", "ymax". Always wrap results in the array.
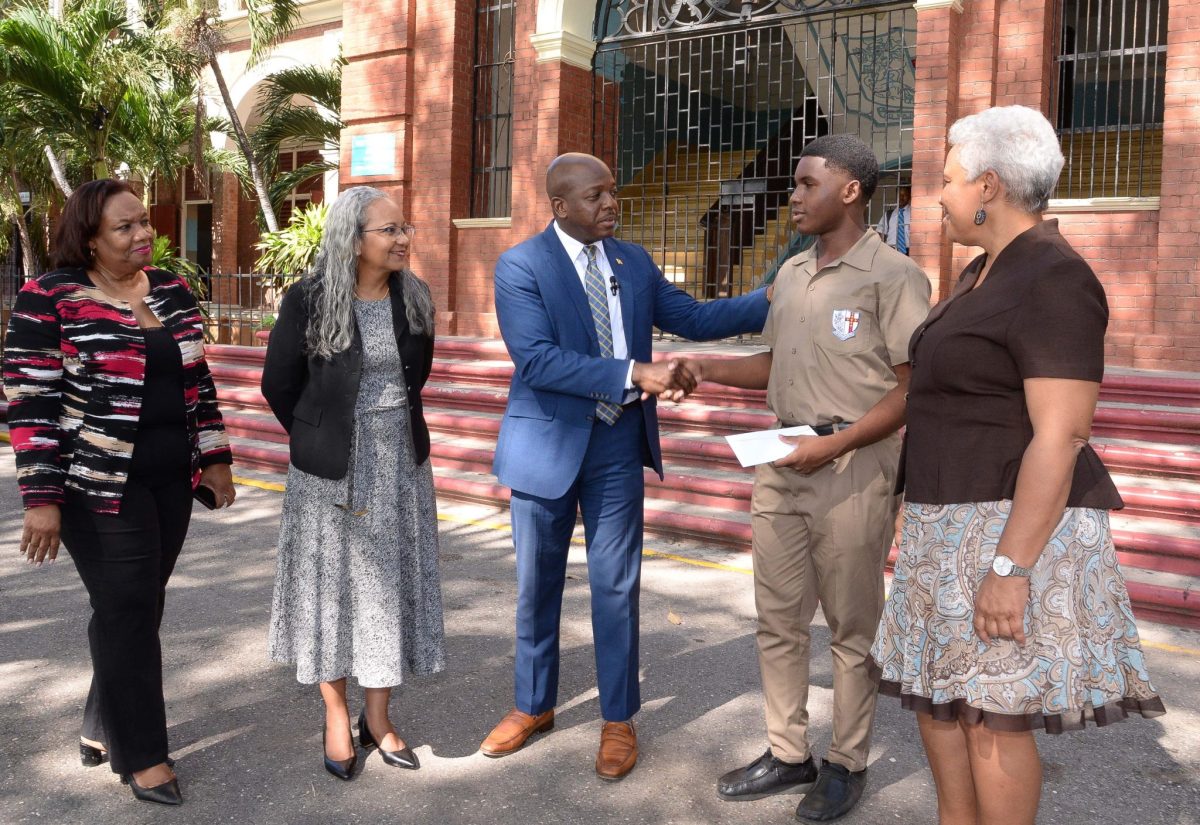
[{"xmin": 799, "ymin": 135, "xmax": 880, "ymax": 203}]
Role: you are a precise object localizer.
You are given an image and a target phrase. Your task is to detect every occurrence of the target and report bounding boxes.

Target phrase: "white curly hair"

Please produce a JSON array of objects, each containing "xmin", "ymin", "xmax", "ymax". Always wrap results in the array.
[{"xmin": 948, "ymin": 105, "xmax": 1064, "ymax": 214}]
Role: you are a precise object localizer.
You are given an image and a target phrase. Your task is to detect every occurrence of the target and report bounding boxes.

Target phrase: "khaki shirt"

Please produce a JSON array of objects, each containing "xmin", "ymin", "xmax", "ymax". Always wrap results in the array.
[{"xmin": 763, "ymin": 229, "xmax": 931, "ymax": 426}]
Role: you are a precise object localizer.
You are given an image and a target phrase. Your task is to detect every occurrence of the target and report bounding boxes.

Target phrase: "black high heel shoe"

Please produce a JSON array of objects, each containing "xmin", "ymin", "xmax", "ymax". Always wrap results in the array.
[
  {"xmin": 80, "ymin": 741, "xmax": 107, "ymax": 767},
  {"xmin": 323, "ymin": 723, "xmax": 357, "ymax": 781},
  {"xmin": 358, "ymin": 710, "xmax": 419, "ymax": 770},
  {"xmin": 120, "ymin": 771, "xmax": 183, "ymax": 806}
]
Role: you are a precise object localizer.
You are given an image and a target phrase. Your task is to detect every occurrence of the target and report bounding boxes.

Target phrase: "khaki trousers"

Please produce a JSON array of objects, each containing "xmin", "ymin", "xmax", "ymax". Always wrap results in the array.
[{"xmin": 750, "ymin": 436, "xmax": 901, "ymax": 772}]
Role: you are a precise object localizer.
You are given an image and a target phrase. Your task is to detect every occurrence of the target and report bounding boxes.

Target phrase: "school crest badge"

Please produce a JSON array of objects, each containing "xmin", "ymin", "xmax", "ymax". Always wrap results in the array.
[{"xmin": 831, "ymin": 309, "xmax": 861, "ymax": 341}]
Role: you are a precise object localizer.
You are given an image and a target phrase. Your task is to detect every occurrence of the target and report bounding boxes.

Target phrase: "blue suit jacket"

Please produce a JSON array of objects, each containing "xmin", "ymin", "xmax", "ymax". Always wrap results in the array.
[{"xmin": 493, "ymin": 222, "xmax": 770, "ymax": 499}]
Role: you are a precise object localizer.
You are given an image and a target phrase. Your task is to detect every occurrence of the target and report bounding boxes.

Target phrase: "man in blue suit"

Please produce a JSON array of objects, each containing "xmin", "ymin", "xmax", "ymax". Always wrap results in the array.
[{"xmin": 480, "ymin": 153, "xmax": 770, "ymax": 780}]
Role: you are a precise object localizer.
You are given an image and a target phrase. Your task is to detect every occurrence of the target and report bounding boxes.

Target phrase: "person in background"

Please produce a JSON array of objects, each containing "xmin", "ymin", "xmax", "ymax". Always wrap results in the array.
[
  {"xmin": 676, "ymin": 136, "xmax": 930, "ymax": 822},
  {"xmin": 871, "ymin": 105, "xmax": 1165, "ymax": 825},
  {"xmin": 261, "ymin": 186, "xmax": 444, "ymax": 782},
  {"xmin": 875, "ymin": 185, "xmax": 911, "ymax": 255},
  {"xmin": 3, "ymin": 179, "xmax": 235, "ymax": 806}
]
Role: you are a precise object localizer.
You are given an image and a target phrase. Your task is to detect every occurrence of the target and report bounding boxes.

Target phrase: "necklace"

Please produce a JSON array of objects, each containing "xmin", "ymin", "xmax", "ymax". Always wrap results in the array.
[{"xmin": 354, "ymin": 283, "xmax": 389, "ymax": 301}]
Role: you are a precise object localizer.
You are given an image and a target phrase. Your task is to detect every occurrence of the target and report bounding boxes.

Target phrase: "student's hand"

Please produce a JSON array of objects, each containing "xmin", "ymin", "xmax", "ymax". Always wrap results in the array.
[
  {"xmin": 20, "ymin": 505, "xmax": 61, "ymax": 566},
  {"xmin": 774, "ymin": 434, "xmax": 844, "ymax": 474},
  {"xmin": 634, "ymin": 359, "xmax": 696, "ymax": 401},
  {"xmin": 658, "ymin": 359, "xmax": 703, "ymax": 402},
  {"xmin": 199, "ymin": 464, "xmax": 237, "ymax": 509}
]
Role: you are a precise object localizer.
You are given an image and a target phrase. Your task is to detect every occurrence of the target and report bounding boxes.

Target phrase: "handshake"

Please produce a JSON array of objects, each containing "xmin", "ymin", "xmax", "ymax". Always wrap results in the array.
[{"xmin": 632, "ymin": 358, "xmax": 705, "ymax": 403}]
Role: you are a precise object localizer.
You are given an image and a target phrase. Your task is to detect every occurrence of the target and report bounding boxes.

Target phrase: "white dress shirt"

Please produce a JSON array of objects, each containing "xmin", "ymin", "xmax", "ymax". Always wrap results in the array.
[{"xmin": 553, "ymin": 221, "xmax": 636, "ymax": 392}]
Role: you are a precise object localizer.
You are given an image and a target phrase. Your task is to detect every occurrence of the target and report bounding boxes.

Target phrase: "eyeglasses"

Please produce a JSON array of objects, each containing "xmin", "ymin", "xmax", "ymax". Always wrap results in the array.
[{"xmin": 363, "ymin": 223, "xmax": 416, "ymax": 240}]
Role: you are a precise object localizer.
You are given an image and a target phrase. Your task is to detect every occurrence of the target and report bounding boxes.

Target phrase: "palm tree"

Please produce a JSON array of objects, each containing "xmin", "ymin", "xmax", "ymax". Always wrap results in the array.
[
  {"xmin": 0, "ymin": 0, "xmax": 193, "ymax": 186},
  {"xmin": 0, "ymin": 85, "xmax": 50, "ymax": 278},
  {"xmin": 155, "ymin": 0, "xmax": 302, "ymax": 233},
  {"xmin": 249, "ymin": 57, "xmax": 342, "ymax": 213}
]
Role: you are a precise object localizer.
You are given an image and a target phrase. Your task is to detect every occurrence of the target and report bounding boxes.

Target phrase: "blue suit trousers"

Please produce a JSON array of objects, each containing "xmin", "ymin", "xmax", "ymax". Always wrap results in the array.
[{"xmin": 510, "ymin": 407, "xmax": 646, "ymax": 722}]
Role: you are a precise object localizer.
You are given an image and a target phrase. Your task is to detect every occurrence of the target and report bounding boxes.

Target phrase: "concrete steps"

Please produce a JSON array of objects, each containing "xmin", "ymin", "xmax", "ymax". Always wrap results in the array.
[{"xmin": 157, "ymin": 340, "xmax": 1200, "ymax": 629}]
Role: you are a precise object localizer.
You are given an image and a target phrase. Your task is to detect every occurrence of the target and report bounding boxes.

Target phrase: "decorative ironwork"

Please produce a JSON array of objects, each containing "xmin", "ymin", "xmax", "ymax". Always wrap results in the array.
[
  {"xmin": 594, "ymin": 3, "xmax": 916, "ymax": 313},
  {"xmin": 849, "ymin": 28, "xmax": 914, "ymax": 124},
  {"xmin": 597, "ymin": 0, "xmax": 874, "ymax": 40}
]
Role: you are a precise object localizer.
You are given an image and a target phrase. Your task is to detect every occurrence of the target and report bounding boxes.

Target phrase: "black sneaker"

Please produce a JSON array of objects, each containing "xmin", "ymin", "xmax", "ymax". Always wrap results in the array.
[
  {"xmin": 717, "ymin": 749, "xmax": 819, "ymax": 801},
  {"xmin": 795, "ymin": 760, "xmax": 867, "ymax": 822}
]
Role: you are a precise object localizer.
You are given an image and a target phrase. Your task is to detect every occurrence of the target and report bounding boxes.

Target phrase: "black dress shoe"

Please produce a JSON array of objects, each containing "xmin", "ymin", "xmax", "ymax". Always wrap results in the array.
[
  {"xmin": 80, "ymin": 741, "xmax": 107, "ymax": 767},
  {"xmin": 358, "ymin": 711, "xmax": 419, "ymax": 770},
  {"xmin": 323, "ymin": 723, "xmax": 358, "ymax": 781},
  {"xmin": 718, "ymin": 749, "xmax": 818, "ymax": 801},
  {"xmin": 123, "ymin": 774, "xmax": 183, "ymax": 806},
  {"xmin": 795, "ymin": 760, "xmax": 866, "ymax": 822}
]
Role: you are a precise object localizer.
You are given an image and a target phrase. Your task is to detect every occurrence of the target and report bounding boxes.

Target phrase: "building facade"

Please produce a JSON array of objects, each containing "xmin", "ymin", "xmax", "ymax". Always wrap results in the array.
[{"xmin": 198, "ymin": 0, "xmax": 1198, "ymax": 370}]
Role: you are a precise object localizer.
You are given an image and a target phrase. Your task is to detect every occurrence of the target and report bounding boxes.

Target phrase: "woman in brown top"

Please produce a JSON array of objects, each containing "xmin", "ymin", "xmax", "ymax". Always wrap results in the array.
[{"xmin": 871, "ymin": 106, "xmax": 1163, "ymax": 825}]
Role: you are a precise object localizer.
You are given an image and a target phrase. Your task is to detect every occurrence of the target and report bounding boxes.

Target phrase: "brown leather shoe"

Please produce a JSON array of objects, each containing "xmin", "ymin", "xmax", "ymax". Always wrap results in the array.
[
  {"xmin": 480, "ymin": 708, "xmax": 555, "ymax": 757},
  {"xmin": 595, "ymin": 720, "xmax": 638, "ymax": 780}
]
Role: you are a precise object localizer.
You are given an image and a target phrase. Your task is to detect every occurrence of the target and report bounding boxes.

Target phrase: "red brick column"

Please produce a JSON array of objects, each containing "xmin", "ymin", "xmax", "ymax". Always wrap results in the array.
[
  {"xmin": 1151, "ymin": 5, "xmax": 1200, "ymax": 369},
  {"xmin": 910, "ymin": 0, "xmax": 964, "ymax": 301},
  {"xmin": 338, "ymin": 0, "xmax": 415, "ymax": 210},
  {"xmin": 993, "ymin": 0, "xmax": 1055, "ymax": 110},
  {"xmin": 957, "ymin": 0, "xmax": 999, "ymax": 114},
  {"xmin": 409, "ymin": 0, "xmax": 474, "ymax": 335},
  {"xmin": 211, "ymin": 171, "xmax": 240, "ymax": 277}
]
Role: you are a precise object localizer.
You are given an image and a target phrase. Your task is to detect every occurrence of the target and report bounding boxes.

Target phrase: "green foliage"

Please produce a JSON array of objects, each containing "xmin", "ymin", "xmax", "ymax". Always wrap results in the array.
[
  {"xmin": 247, "ymin": 57, "xmax": 343, "ymax": 219},
  {"xmin": 253, "ymin": 200, "xmax": 327, "ymax": 283},
  {"xmin": 0, "ymin": 0, "xmax": 194, "ymax": 182},
  {"xmin": 151, "ymin": 233, "xmax": 208, "ymax": 301}
]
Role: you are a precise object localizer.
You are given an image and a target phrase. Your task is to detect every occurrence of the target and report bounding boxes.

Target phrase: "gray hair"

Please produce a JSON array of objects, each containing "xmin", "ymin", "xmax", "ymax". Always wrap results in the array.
[
  {"xmin": 948, "ymin": 105, "xmax": 1064, "ymax": 213},
  {"xmin": 303, "ymin": 186, "xmax": 435, "ymax": 359}
]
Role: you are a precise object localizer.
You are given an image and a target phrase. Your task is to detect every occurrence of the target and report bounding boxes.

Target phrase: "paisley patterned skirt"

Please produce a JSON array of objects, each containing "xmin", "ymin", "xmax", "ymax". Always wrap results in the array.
[{"xmin": 871, "ymin": 501, "xmax": 1165, "ymax": 732}]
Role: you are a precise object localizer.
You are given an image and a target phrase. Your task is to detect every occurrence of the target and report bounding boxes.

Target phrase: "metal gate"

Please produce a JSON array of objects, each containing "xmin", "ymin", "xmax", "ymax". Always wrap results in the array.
[{"xmin": 593, "ymin": 0, "xmax": 916, "ymax": 301}]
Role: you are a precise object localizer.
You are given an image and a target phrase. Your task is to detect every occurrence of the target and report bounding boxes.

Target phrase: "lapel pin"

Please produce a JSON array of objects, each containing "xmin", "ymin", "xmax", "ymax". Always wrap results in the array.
[{"xmin": 615, "ymin": 257, "xmax": 623, "ymax": 265}]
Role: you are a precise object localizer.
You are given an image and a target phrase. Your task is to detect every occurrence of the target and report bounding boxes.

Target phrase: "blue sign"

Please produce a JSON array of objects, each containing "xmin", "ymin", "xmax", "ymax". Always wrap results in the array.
[{"xmin": 350, "ymin": 133, "xmax": 396, "ymax": 177}]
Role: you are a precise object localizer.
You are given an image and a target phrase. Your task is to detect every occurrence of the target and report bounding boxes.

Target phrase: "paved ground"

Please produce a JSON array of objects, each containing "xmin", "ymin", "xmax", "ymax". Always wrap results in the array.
[{"xmin": 1, "ymin": 452, "xmax": 1197, "ymax": 825}]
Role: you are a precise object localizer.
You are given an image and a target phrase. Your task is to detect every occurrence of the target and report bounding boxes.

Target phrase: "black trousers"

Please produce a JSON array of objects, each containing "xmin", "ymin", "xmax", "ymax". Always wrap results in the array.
[{"xmin": 60, "ymin": 440, "xmax": 193, "ymax": 776}]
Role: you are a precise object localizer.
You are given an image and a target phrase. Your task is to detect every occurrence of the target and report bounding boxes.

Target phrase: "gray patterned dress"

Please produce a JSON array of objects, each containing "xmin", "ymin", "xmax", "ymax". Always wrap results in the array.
[{"xmin": 268, "ymin": 297, "xmax": 445, "ymax": 687}]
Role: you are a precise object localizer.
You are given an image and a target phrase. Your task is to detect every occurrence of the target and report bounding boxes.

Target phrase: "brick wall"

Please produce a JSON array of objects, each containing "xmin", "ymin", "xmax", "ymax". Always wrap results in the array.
[
  {"xmin": 1150, "ymin": 2, "xmax": 1200, "ymax": 370},
  {"xmin": 1054, "ymin": 210, "xmax": 1160, "ymax": 364},
  {"xmin": 408, "ymin": 0, "xmax": 473, "ymax": 335},
  {"xmin": 911, "ymin": 3, "xmax": 963, "ymax": 301},
  {"xmin": 909, "ymin": 0, "xmax": 1200, "ymax": 370}
]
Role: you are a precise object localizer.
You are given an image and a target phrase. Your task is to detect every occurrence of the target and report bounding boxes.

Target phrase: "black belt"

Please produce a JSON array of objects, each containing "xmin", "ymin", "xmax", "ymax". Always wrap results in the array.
[{"xmin": 809, "ymin": 421, "xmax": 854, "ymax": 436}]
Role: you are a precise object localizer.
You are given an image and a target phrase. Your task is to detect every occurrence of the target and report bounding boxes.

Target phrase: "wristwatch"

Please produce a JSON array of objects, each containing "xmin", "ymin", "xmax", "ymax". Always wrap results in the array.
[{"xmin": 991, "ymin": 554, "xmax": 1032, "ymax": 577}]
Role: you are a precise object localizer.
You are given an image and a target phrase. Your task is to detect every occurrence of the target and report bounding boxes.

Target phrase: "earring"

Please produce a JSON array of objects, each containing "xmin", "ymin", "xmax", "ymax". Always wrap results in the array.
[{"xmin": 973, "ymin": 207, "xmax": 987, "ymax": 226}]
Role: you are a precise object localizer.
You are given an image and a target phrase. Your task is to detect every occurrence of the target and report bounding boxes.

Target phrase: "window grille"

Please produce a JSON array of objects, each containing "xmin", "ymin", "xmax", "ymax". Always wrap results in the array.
[
  {"xmin": 1054, "ymin": 0, "xmax": 1168, "ymax": 199},
  {"xmin": 470, "ymin": 0, "xmax": 516, "ymax": 218}
]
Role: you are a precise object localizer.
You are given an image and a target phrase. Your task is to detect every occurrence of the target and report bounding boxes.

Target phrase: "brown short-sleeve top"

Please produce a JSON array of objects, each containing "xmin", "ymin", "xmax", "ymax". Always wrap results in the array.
[{"xmin": 900, "ymin": 220, "xmax": 1123, "ymax": 509}]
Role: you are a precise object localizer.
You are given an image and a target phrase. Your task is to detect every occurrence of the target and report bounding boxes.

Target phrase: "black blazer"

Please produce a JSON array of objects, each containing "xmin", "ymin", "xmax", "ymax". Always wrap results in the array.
[{"xmin": 260, "ymin": 273, "xmax": 434, "ymax": 479}]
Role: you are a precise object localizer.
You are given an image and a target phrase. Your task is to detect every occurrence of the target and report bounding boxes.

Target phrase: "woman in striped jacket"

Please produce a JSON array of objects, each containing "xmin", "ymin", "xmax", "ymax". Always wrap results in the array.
[{"xmin": 3, "ymin": 179, "xmax": 234, "ymax": 806}]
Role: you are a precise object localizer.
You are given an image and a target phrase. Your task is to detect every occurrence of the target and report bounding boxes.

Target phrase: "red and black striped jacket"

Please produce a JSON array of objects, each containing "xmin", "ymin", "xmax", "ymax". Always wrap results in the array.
[{"xmin": 3, "ymin": 267, "xmax": 232, "ymax": 513}]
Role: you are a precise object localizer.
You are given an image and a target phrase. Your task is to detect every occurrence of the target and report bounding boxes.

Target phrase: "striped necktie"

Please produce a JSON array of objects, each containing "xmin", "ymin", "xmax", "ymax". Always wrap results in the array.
[
  {"xmin": 584, "ymin": 244, "xmax": 622, "ymax": 425},
  {"xmin": 896, "ymin": 207, "xmax": 909, "ymax": 255}
]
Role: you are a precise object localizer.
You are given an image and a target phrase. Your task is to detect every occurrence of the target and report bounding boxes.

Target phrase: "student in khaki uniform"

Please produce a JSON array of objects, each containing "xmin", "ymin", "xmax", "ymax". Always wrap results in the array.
[{"xmin": 678, "ymin": 135, "xmax": 930, "ymax": 822}]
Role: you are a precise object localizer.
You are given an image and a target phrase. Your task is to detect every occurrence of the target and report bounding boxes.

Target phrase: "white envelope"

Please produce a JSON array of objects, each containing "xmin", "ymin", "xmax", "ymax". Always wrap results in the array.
[{"xmin": 724, "ymin": 426, "xmax": 818, "ymax": 468}]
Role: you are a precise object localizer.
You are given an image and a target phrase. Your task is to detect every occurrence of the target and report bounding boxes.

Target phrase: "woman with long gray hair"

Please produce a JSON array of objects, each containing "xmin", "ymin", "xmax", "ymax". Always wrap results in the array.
[{"xmin": 261, "ymin": 186, "xmax": 444, "ymax": 781}]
